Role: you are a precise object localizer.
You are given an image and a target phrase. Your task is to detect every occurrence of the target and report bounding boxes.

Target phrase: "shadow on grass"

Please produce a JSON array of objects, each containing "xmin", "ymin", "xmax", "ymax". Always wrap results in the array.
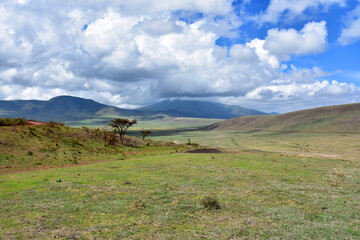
[{"xmin": 127, "ymin": 126, "xmax": 211, "ymax": 137}]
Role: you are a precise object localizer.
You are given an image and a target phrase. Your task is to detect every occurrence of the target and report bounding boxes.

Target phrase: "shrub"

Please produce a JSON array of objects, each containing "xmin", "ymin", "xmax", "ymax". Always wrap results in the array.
[
  {"xmin": 200, "ymin": 196, "xmax": 221, "ymax": 210},
  {"xmin": 49, "ymin": 121, "xmax": 65, "ymax": 127},
  {"xmin": 0, "ymin": 117, "xmax": 28, "ymax": 126}
]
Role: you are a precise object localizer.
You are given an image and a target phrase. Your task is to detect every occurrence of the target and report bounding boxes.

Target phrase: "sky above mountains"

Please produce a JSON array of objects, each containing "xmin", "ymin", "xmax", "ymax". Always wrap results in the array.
[{"xmin": 0, "ymin": 0, "xmax": 359, "ymax": 113}]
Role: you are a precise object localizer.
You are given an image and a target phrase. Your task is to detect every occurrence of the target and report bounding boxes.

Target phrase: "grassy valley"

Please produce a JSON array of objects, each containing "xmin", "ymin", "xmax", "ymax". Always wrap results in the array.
[{"xmin": 1, "ymin": 102, "xmax": 360, "ymax": 239}]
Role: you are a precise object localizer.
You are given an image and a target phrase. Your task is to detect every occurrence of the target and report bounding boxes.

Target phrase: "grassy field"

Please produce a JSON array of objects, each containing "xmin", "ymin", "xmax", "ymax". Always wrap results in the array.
[
  {"xmin": 1, "ymin": 150, "xmax": 359, "ymax": 239},
  {"xmin": 67, "ymin": 116, "xmax": 221, "ymax": 130},
  {"xmin": 1, "ymin": 119, "xmax": 360, "ymax": 239},
  {"xmin": 146, "ymin": 129, "xmax": 360, "ymax": 163}
]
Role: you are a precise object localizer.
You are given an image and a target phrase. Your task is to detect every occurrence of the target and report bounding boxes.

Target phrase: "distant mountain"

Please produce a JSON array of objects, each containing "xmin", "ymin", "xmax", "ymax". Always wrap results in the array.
[
  {"xmin": 136, "ymin": 99, "xmax": 268, "ymax": 119},
  {"xmin": 0, "ymin": 96, "xmax": 136, "ymax": 121},
  {"xmin": 0, "ymin": 96, "xmax": 269, "ymax": 121},
  {"xmin": 209, "ymin": 103, "xmax": 360, "ymax": 133}
]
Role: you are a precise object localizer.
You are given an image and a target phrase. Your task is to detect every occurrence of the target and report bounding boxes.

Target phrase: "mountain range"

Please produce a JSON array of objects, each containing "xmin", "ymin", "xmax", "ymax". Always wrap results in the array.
[{"xmin": 0, "ymin": 96, "xmax": 269, "ymax": 121}]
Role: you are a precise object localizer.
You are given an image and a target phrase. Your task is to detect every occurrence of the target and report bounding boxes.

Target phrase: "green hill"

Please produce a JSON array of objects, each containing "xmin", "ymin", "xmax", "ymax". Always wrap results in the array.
[
  {"xmin": 0, "ymin": 122, "xmax": 183, "ymax": 175},
  {"xmin": 209, "ymin": 103, "xmax": 360, "ymax": 133}
]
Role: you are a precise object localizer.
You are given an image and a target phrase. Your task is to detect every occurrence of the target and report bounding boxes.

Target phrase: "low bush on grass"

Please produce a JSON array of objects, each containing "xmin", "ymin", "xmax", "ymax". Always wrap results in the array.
[{"xmin": 200, "ymin": 196, "xmax": 221, "ymax": 210}]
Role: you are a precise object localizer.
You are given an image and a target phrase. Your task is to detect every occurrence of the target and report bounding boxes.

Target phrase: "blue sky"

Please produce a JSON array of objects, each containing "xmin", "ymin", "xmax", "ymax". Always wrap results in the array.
[{"xmin": 0, "ymin": 0, "xmax": 360, "ymax": 113}]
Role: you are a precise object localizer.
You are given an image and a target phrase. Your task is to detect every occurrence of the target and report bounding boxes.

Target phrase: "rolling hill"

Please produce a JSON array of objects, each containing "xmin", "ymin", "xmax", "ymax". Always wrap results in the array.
[
  {"xmin": 209, "ymin": 103, "xmax": 360, "ymax": 133},
  {"xmin": 0, "ymin": 96, "xmax": 269, "ymax": 121},
  {"xmin": 136, "ymin": 99, "xmax": 268, "ymax": 119}
]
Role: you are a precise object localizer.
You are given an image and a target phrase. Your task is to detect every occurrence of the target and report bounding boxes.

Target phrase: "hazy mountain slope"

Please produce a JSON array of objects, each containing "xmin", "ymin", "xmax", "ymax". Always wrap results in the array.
[
  {"xmin": 136, "ymin": 99, "xmax": 268, "ymax": 119},
  {"xmin": 0, "ymin": 96, "xmax": 136, "ymax": 121},
  {"xmin": 0, "ymin": 96, "xmax": 269, "ymax": 121},
  {"xmin": 209, "ymin": 103, "xmax": 360, "ymax": 133},
  {"xmin": 0, "ymin": 100, "xmax": 46, "ymax": 116}
]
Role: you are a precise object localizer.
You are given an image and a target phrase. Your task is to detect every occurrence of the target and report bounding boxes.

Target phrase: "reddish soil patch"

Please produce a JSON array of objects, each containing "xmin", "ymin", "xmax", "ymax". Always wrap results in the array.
[
  {"xmin": 184, "ymin": 148, "xmax": 223, "ymax": 154},
  {"xmin": 27, "ymin": 121, "xmax": 49, "ymax": 126}
]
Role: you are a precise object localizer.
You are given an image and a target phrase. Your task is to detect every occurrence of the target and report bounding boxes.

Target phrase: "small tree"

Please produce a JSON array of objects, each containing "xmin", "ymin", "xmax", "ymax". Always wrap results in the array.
[
  {"xmin": 140, "ymin": 130, "xmax": 152, "ymax": 141},
  {"xmin": 109, "ymin": 118, "xmax": 137, "ymax": 145},
  {"xmin": 101, "ymin": 125, "xmax": 114, "ymax": 146}
]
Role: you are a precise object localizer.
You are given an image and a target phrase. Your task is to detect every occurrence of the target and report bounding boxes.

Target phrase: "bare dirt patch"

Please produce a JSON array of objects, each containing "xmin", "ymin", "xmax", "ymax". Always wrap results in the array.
[{"xmin": 184, "ymin": 148, "xmax": 223, "ymax": 154}]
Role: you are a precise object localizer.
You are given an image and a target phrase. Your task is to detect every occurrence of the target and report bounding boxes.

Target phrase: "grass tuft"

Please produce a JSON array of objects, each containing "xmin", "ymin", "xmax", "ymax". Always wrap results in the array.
[{"xmin": 334, "ymin": 166, "xmax": 346, "ymax": 177}]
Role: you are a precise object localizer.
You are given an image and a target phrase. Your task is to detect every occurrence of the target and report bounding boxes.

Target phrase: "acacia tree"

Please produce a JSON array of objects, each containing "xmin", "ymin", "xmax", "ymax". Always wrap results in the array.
[
  {"xmin": 140, "ymin": 130, "xmax": 152, "ymax": 141},
  {"xmin": 109, "ymin": 118, "xmax": 137, "ymax": 145}
]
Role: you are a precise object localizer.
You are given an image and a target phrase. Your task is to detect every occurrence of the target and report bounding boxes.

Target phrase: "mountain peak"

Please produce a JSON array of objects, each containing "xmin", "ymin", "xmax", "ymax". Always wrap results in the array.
[{"xmin": 136, "ymin": 99, "xmax": 268, "ymax": 119}]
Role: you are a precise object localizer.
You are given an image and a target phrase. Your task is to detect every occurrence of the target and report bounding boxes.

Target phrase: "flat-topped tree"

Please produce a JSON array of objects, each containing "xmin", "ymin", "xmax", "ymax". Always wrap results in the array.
[
  {"xmin": 140, "ymin": 130, "xmax": 152, "ymax": 141},
  {"xmin": 109, "ymin": 118, "xmax": 137, "ymax": 145}
]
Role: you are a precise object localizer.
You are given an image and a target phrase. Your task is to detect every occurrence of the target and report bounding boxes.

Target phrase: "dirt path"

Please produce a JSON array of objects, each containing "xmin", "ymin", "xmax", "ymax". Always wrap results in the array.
[{"xmin": 0, "ymin": 158, "xmax": 120, "ymax": 176}]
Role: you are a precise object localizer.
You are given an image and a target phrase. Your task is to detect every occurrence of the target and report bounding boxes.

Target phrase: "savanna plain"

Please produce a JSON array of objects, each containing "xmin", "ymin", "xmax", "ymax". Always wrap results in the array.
[{"xmin": 0, "ymin": 118, "xmax": 359, "ymax": 239}]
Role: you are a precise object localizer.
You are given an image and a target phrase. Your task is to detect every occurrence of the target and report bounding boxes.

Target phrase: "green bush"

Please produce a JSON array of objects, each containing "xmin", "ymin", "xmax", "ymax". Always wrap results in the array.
[{"xmin": 0, "ymin": 117, "xmax": 28, "ymax": 126}]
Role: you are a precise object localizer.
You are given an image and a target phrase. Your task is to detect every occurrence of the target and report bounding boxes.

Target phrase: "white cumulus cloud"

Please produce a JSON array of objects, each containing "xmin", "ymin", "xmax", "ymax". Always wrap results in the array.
[
  {"xmin": 264, "ymin": 21, "xmax": 327, "ymax": 60},
  {"xmin": 0, "ymin": 0, "xmax": 357, "ymax": 112},
  {"xmin": 257, "ymin": 0, "xmax": 345, "ymax": 23},
  {"xmin": 339, "ymin": 4, "xmax": 360, "ymax": 45}
]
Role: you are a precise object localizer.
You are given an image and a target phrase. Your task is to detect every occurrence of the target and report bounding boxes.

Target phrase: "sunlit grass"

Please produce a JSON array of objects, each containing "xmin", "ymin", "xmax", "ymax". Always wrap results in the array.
[{"xmin": 1, "ymin": 152, "xmax": 359, "ymax": 239}]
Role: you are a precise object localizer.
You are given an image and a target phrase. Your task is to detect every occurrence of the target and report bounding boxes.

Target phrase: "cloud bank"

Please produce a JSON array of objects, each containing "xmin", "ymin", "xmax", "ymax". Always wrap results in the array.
[{"xmin": 0, "ymin": 0, "xmax": 358, "ymax": 112}]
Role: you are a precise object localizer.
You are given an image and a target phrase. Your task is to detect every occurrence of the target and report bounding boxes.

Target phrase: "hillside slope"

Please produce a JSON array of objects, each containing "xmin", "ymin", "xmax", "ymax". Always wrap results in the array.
[
  {"xmin": 136, "ymin": 99, "xmax": 268, "ymax": 119},
  {"xmin": 210, "ymin": 103, "xmax": 360, "ymax": 133}
]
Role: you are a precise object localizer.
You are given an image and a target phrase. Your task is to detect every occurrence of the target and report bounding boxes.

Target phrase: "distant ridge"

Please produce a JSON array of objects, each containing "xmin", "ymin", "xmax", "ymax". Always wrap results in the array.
[
  {"xmin": 209, "ymin": 103, "xmax": 360, "ymax": 133},
  {"xmin": 136, "ymin": 99, "xmax": 268, "ymax": 119},
  {"xmin": 0, "ymin": 96, "xmax": 269, "ymax": 121},
  {"xmin": 0, "ymin": 96, "xmax": 136, "ymax": 121}
]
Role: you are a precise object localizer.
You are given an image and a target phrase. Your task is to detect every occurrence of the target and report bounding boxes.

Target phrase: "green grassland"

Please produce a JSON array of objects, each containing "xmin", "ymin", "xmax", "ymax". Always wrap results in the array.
[
  {"xmin": 67, "ymin": 116, "xmax": 221, "ymax": 130},
  {"xmin": 1, "ymin": 115, "xmax": 360, "ymax": 239},
  {"xmin": 146, "ymin": 129, "xmax": 360, "ymax": 163},
  {"xmin": 1, "ymin": 151, "xmax": 359, "ymax": 239}
]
